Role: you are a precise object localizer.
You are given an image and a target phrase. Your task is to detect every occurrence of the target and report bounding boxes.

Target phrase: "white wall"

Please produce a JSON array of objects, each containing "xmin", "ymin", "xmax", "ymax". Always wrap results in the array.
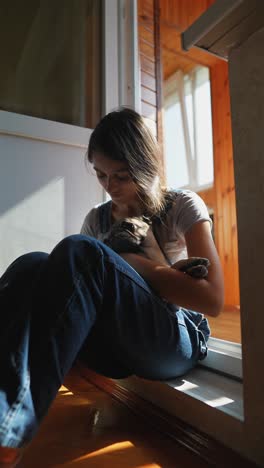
[{"xmin": 0, "ymin": 111, "xmax": 103, "ymax": 275}]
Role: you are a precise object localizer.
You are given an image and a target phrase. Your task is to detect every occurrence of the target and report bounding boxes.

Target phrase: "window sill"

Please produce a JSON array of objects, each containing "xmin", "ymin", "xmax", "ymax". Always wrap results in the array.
[
  {"xmin": 202, "ymin": 337, "xmax": 242, "ymax": 380},
  {"xmin": 165, "ymin": 365, "xmax": 243, "ymax": 421},
  {"xmin": 115, "ymin": 365, "xmax": 243, "ymax": 422},
  {"xmin": 77, "ymin": 362, "xmax": 246, "ymax": 465},
  {"xmin": 0, "ymin": 110, "xmax": 91, "ymax": 147}
]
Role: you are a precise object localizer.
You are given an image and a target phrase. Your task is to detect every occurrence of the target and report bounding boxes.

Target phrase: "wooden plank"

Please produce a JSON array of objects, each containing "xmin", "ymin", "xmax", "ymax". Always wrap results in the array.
[
  {"xmin": 138, "ymin": 0, "xmax": 154, "ymax": 17},
  {"xmin": 138, "ymin": 0, "xmax": 154, "ymax": 24},
  {"xmin": 154, "ymin": 0, "xmax": 164, "ymax": 161},
  {"xmin": 197, "ymin": 187, "xmax": 215, "ymax": 211},
  {"xmin": 141, "ymin": 70, "xmax": 156, "ymax": 92},
  {"xmin": 140, "ymin": 55, "xmax": 156, "ymax": 75},
  {"xmin": 139, "ymin": 38, "xmax": 155, "ymax": 61},
  {"xmin": 207, "ymin": 306, "xmax": 241, "ymax": 342},
  {"xmin": 210, "ymin": 61, "xmax": 239, "ymax": 307},
  {"xmin": 138, "ymin": 0, "xmax": 158, "ymax": 140},
  {"xmin": 160, "ymin": 1, "xmax": 219, "ymax": 80},
  {"xmin": 160, "ymin": 0, "xmax": 215, "ymax": 31},
  {"xmin": 141, "ymin": 86, "xmax": 156, "ymax": 106},
  {"xmin": 141, "ymin": 100, "xmax": 156, "ymax": 121},
  {"xmin": 161, "ymin": 27, "xmax": 219, "ymax": 71},
  {"xmin": 77, "ymin": 364, "xmax": 256, "ymax": 467},
  {"xmin": 138, "ymin": 23, "xmax": 154, "ymax": 44},
  {"xmin": 138, "ymin": 19, "xmax": 154, "ymax": 33},
  {"xmin": 24, "ymin": 366, "xmax": 220, "ymax": 468},
  {"xmin": 162, "ymin": 47, "xmax": 201, "ymax": 79}
]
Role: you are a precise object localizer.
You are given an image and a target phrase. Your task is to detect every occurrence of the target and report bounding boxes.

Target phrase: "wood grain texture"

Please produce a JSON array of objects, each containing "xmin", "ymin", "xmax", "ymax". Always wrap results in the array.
[
  {"xmin": 154, "ymin": 0, "xmax": 164, "ymax": 155},
  {"xmin": 77, "ymin": 365, "xmax": 256, "ymax": 468},
  {"xmin": 138, "ymin": 0, "xmax": 240, "ymax": 307},
  {"xmin": 211, "ymin": 62, "xmax": 240, "ymax": 306},
  {"xmin": 21, "ymin": 367, "xmax": 211, "ymax": 467},
  {"xmin": 138, "ymin": 0, "xmax": 160, "ymax": 139},
  {"xmin": 157, "ymin": 0, "xmax": 240, "ymax": 307},
  {"xmin": 197, "ymin": 187, "xmax": 215, "ymax": 212},
  {"xmin": 141, "ymin": 70, "xmax": 156, "ymax": 91},
  {"xmin": 160, "ymin": 0, "xmax": 218, "ymax": 80},
  {"xmin": 206, "ymin": 306, "xmax": 241, "ymax": 343},
  {"xmin": 140, "ymin": 54, "xmax": 156, "ymax": 75}
]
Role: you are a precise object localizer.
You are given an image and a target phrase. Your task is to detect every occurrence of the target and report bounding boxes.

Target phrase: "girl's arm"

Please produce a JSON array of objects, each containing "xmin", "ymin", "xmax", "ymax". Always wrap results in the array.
[{"xmin": 121, "ymin": 221, "xmax": 224, "ymax": 317}]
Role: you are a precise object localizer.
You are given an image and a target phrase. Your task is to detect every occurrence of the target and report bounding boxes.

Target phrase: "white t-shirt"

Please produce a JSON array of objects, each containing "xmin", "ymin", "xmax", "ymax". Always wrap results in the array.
[{"xmin": 80, "ymin": 189, "xmax": 212, "ymax": 265}]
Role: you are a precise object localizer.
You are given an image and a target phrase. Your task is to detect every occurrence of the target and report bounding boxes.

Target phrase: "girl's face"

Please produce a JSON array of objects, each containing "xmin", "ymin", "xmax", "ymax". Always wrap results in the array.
[{"xmin": 92, "ymin": 152, "xmax": 139, "ymax": 205}]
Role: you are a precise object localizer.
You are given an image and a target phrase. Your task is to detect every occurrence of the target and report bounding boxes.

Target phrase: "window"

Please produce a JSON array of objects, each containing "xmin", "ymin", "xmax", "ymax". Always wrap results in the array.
[
  {"xmin": 0, "ymin": 0, "xmax": 139, "ymax": 274},
  {"xmin": 0, "ymin": 0, "xmax": 102, "ymax": 128},
  {"xmin": 163, "ymin": 66, "xmax": 241, "ymax": 379},
  {"xmin": 163, "ymin": 66, "xmax": 214, "ymax": 192}
]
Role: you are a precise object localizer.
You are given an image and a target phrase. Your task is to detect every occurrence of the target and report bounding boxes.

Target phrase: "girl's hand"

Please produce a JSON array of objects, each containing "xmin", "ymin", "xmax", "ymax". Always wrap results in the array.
[{"xmin": 171, "ymin": 257, "xmax": 210, "ymax": 279}]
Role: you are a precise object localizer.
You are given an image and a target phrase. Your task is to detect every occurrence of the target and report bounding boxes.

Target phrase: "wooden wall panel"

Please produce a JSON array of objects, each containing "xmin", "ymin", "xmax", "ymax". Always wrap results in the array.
[
  {"xmin": 197, "ymin": 188, "xmax": 215, "ymax": 212},
  {"xmin": 140, "ymin": 55, "xmax": 155, "ymax": 75},
  {"xmin": 138, "ymin": 0, "xmax": 163, "ymax": 147},
  {"xmin": 138, "ymin": 0, "xmax": 154, "ymax": 20},
  {"xmin": 153, "ymin": 0, "xmax": 163, "ymax": 146},
  {"xmin": 211, "ymin": 62, "xmax": 240, "ymax": 306},
  {"xmin": 141, "ymin": 101, "xmax": 156, "ymax": 120},
  {"xmin": 138, "ymin": 0, "xmax": 156, "ymax": 133},
  {"xmin": 139, "ymin": 39, "xmax": 155, "ymax": 61},
  {"xmin": 137, "ymin": 0, "xmax": 239, "ymax": 305},
  {"xmin": 141, "ymin": 86, "xmax": 156, "ymax": 106},
  {"xmin": 141, "ymin": 70, "xmax": 156, "ymax": 91},
  {"xmin": 161, "ymin": 0, "xmax": 215, "ymax": 30},
  {"xmin": 160, "ymin": 0, "xmax": 217, "ymax": 80},
  {"xmin": 157, "ymin": 0, "xmax": 239, "ymax": 307}
]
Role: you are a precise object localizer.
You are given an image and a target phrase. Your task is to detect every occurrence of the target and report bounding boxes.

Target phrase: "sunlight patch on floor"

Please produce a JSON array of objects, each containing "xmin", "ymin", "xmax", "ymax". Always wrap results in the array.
[
  {"xmin": 58, "ymin": 385, "xmax": 74, "ymax": 396},
  {"xmin": 74, "ymin": 441, "xmax": 134, "ymax": 460}
]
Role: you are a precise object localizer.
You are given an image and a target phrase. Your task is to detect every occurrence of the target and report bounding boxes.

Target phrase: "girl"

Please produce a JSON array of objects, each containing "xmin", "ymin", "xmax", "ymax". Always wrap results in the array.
[{"xmin": 0, "ymin": 107, "xmax": 224, "ymax": 467}]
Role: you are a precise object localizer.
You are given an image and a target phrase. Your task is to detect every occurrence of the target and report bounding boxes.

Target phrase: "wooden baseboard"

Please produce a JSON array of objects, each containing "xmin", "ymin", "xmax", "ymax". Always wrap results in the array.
[{"xmin": 76, "ymin": 362, "xmax": 258, "ymax": 468}]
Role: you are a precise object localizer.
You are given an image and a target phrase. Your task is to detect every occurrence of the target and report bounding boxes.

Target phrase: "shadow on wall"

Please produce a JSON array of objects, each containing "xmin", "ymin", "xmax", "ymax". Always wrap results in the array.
[{"xmin": 0, "ymin": 133, "xmax": 101, "ymax": 274}]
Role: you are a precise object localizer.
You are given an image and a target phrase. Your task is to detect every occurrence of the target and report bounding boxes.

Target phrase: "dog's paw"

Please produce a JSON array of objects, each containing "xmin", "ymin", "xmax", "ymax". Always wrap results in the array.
[{"xmin": 172, "ymin": 257, "xmax": 210, "ymax": 279}]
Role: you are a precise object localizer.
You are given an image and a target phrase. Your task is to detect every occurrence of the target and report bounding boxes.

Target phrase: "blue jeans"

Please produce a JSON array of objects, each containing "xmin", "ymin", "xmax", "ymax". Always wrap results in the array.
[{"xmin": 0, "ymin": 235, "xmax": 210, "ymax": 448}]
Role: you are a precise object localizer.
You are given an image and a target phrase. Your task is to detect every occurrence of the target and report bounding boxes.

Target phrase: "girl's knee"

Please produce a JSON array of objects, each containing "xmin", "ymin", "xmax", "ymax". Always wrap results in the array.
[
  {"xmin": 55, "ymin": 234, "xmax": 100, "ymax": 251},
  {"xmin": 50, "ymin": 235, "xmax": 103, "ymax": 265},
  {"xmin": 2, "ymin": 252, "xmax": 48, "ymax": 281}
]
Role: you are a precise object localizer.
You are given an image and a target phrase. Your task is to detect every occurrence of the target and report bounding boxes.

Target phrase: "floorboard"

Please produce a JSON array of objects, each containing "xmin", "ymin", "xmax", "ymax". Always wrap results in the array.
[
  {"xmin": 206, "ymin": 306, "xmax": 241, "ymax": 343},
  {"xmin": 20, "ymin": 367, "xmax": 210, "ymax": 468}
]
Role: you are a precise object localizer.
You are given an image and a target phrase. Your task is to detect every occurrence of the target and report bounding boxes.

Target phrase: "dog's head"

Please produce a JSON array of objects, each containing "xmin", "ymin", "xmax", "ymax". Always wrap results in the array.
[{"xmin": 104, "ymin": 216, "xmax": 150, "ymax": 253}]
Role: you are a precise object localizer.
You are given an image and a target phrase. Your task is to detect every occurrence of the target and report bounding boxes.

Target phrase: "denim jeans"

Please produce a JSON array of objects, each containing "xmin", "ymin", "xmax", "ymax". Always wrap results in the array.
[{"xmin": 0, "ymin": 235, "xmax": 210, "ymax": 448}]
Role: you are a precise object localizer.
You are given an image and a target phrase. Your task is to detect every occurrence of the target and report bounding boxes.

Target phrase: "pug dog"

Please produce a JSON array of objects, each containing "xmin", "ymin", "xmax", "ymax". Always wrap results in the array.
[
  {"xmin": 103, "ymin": 216, "xmax": 210, "ymax": 279},
  {"xmin": 103, "ymin": 216, "xmax": 150, "ymax": 254}
]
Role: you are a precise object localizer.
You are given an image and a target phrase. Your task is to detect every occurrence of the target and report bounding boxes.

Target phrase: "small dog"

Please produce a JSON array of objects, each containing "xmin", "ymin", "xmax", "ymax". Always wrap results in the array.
[
  {"xmin": 103, "ymin": 217, "xmax": 150, "ymax": 254},
  {"xmin": 103, "ymin": 216, "xmax": 210, "ymax": 278}
]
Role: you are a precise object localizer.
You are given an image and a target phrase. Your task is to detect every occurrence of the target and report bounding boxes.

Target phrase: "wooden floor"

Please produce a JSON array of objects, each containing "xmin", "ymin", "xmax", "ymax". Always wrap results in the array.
[
  {"xmin": 20, "ymin": 367, "xmax": 210, "ymax": 468},
  {"xmin": 205, "ymin": 306, "xmax": 241, "ymax": 343},
  {"xmin": 18, "ymin": 309, "xmax": 241, "ymax": 466}
]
